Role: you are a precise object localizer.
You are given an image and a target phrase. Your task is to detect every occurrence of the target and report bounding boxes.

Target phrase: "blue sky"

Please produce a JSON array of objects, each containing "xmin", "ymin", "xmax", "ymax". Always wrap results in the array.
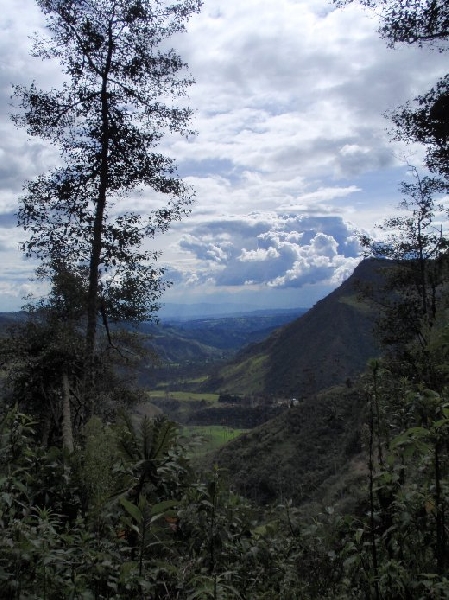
[{"xmin": 0, "ymin": 0, "xmax": 447, "ymax": 314}]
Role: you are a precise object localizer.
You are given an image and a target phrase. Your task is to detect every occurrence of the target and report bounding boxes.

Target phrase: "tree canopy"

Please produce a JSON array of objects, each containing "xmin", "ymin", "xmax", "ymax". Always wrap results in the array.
[
  {"xmin": 334, "ymin": 0, "xmax": 449, "ymax": 49},
  {"xmin": 390, "ymin": 76, "xmax": 449, "ymax": 179},
  {"xmin": 13, "ymin": 0, "xmax": 202, "ymax": 359}
]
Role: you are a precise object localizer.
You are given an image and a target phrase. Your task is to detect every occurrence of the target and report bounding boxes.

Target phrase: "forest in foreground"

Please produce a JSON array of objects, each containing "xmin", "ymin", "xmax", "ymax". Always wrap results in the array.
[
  {"xmin": 1, "ymin": 250, "xmax": 449, "ymax": 599},
  {"xmin": 1, "ymin": 0, "xmax": 449, "ymax": 598}
]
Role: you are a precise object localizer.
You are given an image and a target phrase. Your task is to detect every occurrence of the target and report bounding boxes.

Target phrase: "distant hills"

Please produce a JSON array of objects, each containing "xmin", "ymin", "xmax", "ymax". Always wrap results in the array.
[
  {"xmin": 0, "ymin": 311, "xmax": 27, "ymax": 327},
  {"xmin": 203, "ymin": 259, "xmax": 384, "ymax": 398},
  {"xmin": 0, "ymin": 306, "xmax": 308, "ymax": 376},
  {"xmin": 158, "ymin": 302, "xmax": 308, "ymax": 321},
  {"xmin": 142, "ymin": 308, "xmax": 307, "ymax": 360}
]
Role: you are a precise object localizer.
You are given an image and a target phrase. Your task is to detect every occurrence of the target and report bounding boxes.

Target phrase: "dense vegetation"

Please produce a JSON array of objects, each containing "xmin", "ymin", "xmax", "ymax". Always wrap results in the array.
[
  {"xmin": 0, "ymin": 0, "xmax": 449, "ymax": 597},
  {"xmin": 1, "ymin": 312, "xmax": 449, "ymax": 598}
]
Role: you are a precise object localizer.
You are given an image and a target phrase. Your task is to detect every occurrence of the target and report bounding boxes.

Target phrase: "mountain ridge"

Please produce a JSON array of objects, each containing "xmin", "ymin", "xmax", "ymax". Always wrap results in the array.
[
  {"xmin": 202, "ymin": 259, "xmax": 385, "ymax": 398},
  {"xmin": 158, "ymin": 302, "xmax": 309, "ymax": 321}
]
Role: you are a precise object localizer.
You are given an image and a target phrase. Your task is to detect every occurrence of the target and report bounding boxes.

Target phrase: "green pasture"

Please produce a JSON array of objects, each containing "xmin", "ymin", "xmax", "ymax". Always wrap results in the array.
[
  {"xmin": 185, "ymin": 375, "xmax": 209, "ymax": 384},
  {"xmin": 146, "ymin": 390, "xmax": 219, "ymax": 403},
  {"xmin": 180, "ymin": 425, "xmax": 248, "ymax": 457}
]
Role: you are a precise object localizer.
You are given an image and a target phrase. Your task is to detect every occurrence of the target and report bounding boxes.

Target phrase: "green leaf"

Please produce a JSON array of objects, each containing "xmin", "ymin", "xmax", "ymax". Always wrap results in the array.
[
  {"xmin": 150, "ymin": 499, "xmax": 177, "ymax": 518},
  {"xmin": 405, "ymin": 426, "xmax": 430, "ymax": 437},
  {"xmin": 120, "ymin": 497, "xmax": 142, "ymax": 523}
]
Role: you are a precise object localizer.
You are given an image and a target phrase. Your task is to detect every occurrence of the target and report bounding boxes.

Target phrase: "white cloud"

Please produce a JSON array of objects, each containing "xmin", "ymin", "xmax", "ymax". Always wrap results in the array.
[
  {"xmin": 0, "ymin": 0, "xmax": 447, "ymax": 310},
  {"xmin": 168, "ymin": 211, "xmax": 363, "ymax": 294},
  {"xmin": 239, "ymin": 247, "xmax": 280, "ymax": 262}
]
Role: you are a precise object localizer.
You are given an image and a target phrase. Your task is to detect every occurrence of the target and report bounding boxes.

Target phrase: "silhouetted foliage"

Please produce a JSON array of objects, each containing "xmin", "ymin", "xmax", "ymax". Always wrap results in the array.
[
  {"xmin": 360, "ymin": 167, "xmax": 449, "ymax": 389},
  {"xmin": 391, "ymin": 76, "xmax": 449, "ymax": 180},
  {"xmin": 12, "ymin": 0, "xmax": 201, "ymax": 422},
  {"xmin": 334, "ymin": 0, "xmax": 449, "ymax": 49}
]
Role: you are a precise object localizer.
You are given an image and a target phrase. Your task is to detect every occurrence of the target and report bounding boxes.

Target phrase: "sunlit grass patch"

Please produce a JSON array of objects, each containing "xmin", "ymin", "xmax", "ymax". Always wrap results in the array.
[
  {"xmin": 146, "ymin": 390, "xmax": 219, "ymax": 403},
  {"xmin": 180, "ymin": 425, "xmax": 248, "ymax": 456}
]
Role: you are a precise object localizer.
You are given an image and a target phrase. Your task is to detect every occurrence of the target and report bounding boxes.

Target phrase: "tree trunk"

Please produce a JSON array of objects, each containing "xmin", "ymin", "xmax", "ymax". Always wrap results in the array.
[
  {"xmin": 85, "ymin": 20, "xmax": 114, "ymax": 418},
  {"xmin": 62, "ymin": 370, "xmax": 74, "ymax": 454}
]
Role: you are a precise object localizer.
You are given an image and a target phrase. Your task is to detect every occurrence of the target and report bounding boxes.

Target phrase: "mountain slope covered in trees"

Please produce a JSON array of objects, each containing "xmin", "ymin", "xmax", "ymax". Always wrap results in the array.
[
  {"xmin": 204, "ymin": 259, "xmax": 386, "ymax": 397},
  {"xmin": 214, "ymin": 383, "xmax": 367, "ymax": 507}
]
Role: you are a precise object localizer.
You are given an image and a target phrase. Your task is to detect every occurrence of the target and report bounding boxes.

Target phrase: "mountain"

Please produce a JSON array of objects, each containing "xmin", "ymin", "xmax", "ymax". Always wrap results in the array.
[
  {"xmin": 214, "ymin": 383, "xmax": 367, "ymax": 507},
  {"xmin": 0, "ymin": 311, "xmax": 28, "ymax": 329},
  {"xmin": 209, "ymin": 260, "xmax": 394, "ymax": 507},
  {"xmin": 158, "ymin": 302, "xmax": 308, "ymax": 320},
  {"xmin": 138, "ymin": 308, "xmax": 307, "ymax": 364},
  {"xmin": 203, "ymin": 259, "xmax": 385, "ymax": 398}
]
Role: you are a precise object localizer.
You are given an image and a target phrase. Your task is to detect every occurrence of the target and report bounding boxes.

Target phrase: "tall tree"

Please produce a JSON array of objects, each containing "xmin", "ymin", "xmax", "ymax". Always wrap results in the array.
[
  {"xmin": 361, "ymin": 168, "xmax": 449, "ymax": 388},
  {"xmin": 13, "ymin": 0, "xmax": 201, "ymax": 414},
  {"xmin": 390, "ymin": 75, "xmax": 449, "ymax": 180}
]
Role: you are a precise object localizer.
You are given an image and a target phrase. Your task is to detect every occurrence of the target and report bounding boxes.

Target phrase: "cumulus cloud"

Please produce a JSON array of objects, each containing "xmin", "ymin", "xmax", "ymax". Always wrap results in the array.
[
  {"xmin": 0, "ymin": 0, "xmax": 446, "ymax": 310},
  {"xmin": 171, "ymin": 211, "xmax": 362, "ymax": 292},
  {"xmin": 171, "ymin": 0, "xmax": 447, "ymax": 189}
]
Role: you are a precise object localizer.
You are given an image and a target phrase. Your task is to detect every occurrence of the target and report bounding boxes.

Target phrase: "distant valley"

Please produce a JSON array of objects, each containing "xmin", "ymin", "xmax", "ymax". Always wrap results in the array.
[
  {"xmin": 140, "ymin": 259, "xmax": 385, "ymax": 507},
  {"xmin": 142, "ymin": 307, "xmax": 306, "ymax": 358},
  {"xmin": 158, "ymin": 301, "xmax": 307, "ymax": 321},
  {"xmin": 0, "ymin": 261, "xmax": 384, "ymax": 508}
]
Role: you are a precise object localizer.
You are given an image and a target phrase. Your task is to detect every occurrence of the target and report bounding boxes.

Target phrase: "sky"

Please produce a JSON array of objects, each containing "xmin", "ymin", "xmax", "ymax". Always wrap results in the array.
[{"xmin": 0, "ymin": 0, "xmax": 448, "ymax": 315}]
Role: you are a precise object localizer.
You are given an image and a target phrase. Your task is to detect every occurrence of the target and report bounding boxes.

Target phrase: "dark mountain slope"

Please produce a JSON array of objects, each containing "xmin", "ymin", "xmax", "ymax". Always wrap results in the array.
[
  {"xmin": 204, "ymin": 259, "xmax": 386, "ymax": 397},
  {"xmin": 265, "ymin": 259, "xmax": 384, "ymax": 397},
  {"xmin": 0, "ymin": 312, "xmax": 28, "ymax": 332},
  {"xmin": 214, "ymin": 384, "xmax": 367, "ymax": 506}
]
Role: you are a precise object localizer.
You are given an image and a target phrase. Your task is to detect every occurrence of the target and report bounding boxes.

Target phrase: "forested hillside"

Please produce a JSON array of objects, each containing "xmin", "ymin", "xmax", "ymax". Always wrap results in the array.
[
  {"xmin": 204, "ymin": 258, "xmax": 384, "ymax": 397},
  {"xmin": 215, "ymin": 384, "xmax": 367, "ymax": 506}
]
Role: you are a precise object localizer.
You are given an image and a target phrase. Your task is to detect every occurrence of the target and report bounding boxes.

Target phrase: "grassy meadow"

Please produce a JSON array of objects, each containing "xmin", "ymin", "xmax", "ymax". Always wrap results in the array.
[
  {"xmin": 146, "ymin": 390, "xmax": 219, "ymax": 403},
  {"xmin": 180, "ymin": 425, "xmax": 248, "ymax": 457}
]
